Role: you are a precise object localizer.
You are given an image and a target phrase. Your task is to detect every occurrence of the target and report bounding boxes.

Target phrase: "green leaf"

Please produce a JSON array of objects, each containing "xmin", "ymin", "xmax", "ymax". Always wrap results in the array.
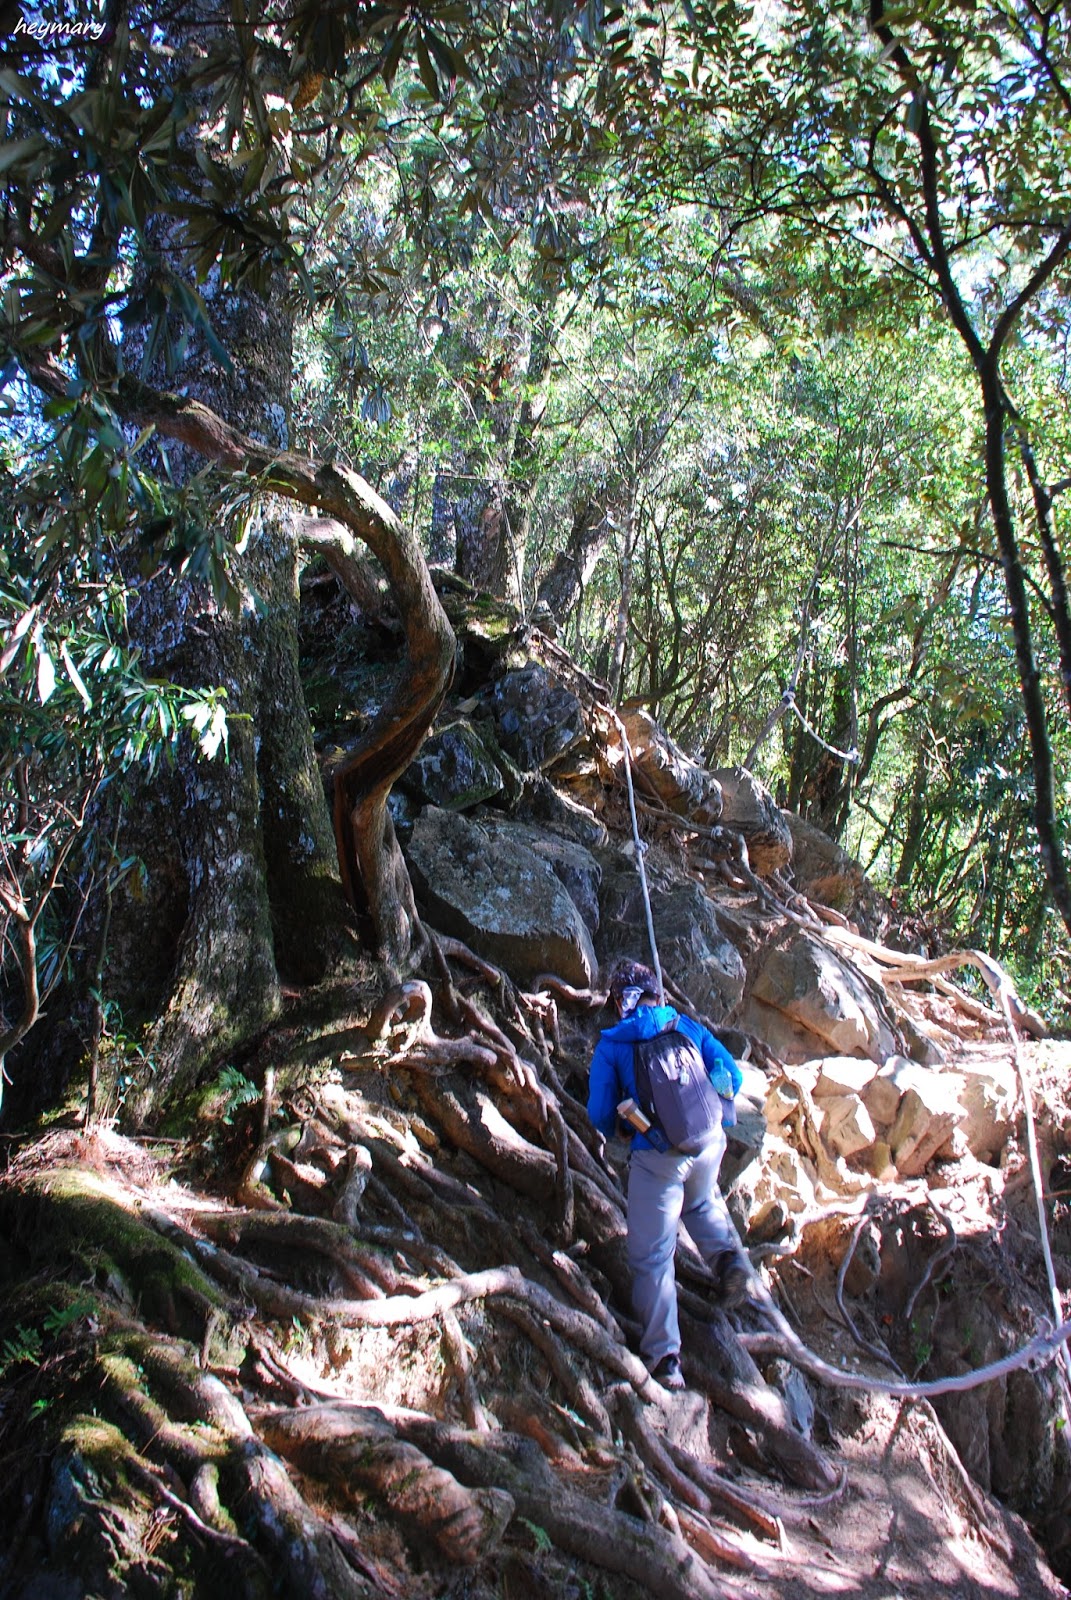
[
  {"xmin": 380, "ymin": 23, "xmax": 409, "ymax": 90},
  {"xmin": 60, "ymin": 643, "xmax": 92, "ymax": 709},
  {"xmin": 415, "ymin": 36, "xmax": 440, "ymax": 100}
]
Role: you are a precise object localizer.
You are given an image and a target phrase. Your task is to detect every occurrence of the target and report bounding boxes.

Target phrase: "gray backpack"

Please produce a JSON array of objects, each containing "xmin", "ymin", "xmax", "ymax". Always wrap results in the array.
[{"xmin": 632, "ymin": 1026, "xmax": 725, "ymax": 1154}]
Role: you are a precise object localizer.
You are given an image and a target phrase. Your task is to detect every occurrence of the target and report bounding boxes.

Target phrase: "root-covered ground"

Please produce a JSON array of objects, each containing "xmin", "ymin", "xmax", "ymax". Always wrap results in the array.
[{"xmin": 0, "ymin": 942, "xmax": 1067, "ymax": 1600}]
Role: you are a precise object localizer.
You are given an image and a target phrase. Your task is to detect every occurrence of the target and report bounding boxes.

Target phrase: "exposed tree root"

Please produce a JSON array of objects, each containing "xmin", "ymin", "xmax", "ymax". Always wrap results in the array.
[
  {"xmin": 6, "ymin": 923, "xmax": 1052, "ymax": 1600},
  {"xmin": 261, "ymin": 1404, "xmax": 515, "ymax": 1565}
]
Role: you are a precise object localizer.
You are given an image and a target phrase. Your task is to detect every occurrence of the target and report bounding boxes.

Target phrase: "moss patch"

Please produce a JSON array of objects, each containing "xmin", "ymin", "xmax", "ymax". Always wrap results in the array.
[{"xmin": 6, "ymin": 1164, "xmax": 228, "ymax": 1335}]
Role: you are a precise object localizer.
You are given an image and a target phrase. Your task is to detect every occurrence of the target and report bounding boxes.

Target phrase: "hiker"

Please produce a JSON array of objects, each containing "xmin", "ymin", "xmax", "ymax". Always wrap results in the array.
[{"xmin": 587, "ymin": 958, "xmax": 749, "ymax": 1392}]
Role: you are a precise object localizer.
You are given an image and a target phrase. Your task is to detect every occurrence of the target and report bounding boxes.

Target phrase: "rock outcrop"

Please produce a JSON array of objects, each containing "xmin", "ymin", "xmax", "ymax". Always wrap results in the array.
[
  {"xmin": 743, "ymin": 928, "xmax": 900, "ymax": 1063},
  {"xmin": 474, "ymin": 814, "xmax": 602, "ymax": 937},
  {"xmin": 597, "ymin": 855, "xmax": 746, "ymax": 1018},
  {"xmin": 618, "ymin": 708, "xmax": 723, "ymax": 822},
  {"xmin": 406, "ymin": 805, "xmax": 597, "ymax": 987},
  {"xmin": 713, "ymin": 766, "xmax": 793, "ymax": 874},
  {"xmin": 401, "ymin": 720, "xmax": 504, "ymax": 810},
  {"xmin": 783, "ymin": 810, "xmax": 888, "ymax": 934},
  {"xmin": 490, "ymin": 666, "xmax": 586, "ymax": 772}
]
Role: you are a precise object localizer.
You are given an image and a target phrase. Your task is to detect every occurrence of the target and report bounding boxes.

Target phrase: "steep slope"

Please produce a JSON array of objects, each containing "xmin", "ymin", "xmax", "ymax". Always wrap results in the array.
[{"xmin": 0, "ymin": 602, "xmax": 1068, "ymax": 1600}]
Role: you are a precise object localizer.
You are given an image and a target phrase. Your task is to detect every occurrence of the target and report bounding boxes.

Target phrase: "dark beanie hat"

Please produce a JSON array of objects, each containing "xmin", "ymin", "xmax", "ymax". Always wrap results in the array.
[{"xmin": 608, "ymin": 958, "xmax": 659, "ymax": 1010}]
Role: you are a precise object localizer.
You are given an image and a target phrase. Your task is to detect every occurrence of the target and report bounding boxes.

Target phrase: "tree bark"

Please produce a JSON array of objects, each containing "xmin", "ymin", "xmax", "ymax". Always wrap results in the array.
[
  {"xmin": 869, "ymin": 0, "xmax": 1071, "ymax": 941},
  {"xmin": 535, "ymin": 499, "xmax": 610, "ymax": 624},
  {"xmin": 112, "ymin": 257, "xmax": 357, "ymax": 1115}
]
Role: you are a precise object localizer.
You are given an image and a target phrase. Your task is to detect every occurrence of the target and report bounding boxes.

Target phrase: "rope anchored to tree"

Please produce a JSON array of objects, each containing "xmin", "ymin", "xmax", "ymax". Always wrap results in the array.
[{"xmin": 780, "ymin": 689, "xmax": 860, "ymax": 765}]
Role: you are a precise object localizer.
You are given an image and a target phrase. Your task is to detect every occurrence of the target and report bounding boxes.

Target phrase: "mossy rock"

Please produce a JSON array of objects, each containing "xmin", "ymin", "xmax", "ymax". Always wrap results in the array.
[{"xmin": 6, "ymin": 1165, "xmax": 229, "ymax": 1336}]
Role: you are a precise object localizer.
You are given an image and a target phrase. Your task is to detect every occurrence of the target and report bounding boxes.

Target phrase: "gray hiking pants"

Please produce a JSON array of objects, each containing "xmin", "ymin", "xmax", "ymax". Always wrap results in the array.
[{"xmin": 627, "ymin": 1132, "xmax": 737, "ymax": 1367}]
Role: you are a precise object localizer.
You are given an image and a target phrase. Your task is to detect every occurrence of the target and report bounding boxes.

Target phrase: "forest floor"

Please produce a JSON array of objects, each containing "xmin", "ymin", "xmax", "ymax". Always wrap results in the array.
[{"xmin": 1, "ymin": 954, "xmax": 1069, "ymax": 1600}]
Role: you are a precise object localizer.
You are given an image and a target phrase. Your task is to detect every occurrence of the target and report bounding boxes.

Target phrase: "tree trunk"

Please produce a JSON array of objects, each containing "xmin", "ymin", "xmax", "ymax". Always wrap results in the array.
[
  {"xmin": 535, "ymin": 500, "xmax": 611, "ymax": 627},
  {"xmin": 495, "ymin": 313, "xmax": 554, "ymax": 608},
  {"xmin": 980, "ymin": 362, "xmax": 1071, "ymax": 939},
  {"xmin": 449, "ymin": 301, "xmax": 553, "ymax": 607},
  {"xmin": 895, "ymin": 737, "xmax": 929, "ymax": 890},
  {"xmin": 114, "ymin": 271, "xmax": 357, "ymax": 1118}
]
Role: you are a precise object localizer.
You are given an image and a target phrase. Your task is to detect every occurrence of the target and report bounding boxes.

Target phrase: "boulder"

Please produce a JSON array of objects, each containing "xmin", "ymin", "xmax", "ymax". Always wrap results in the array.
[
  {"xmin": 473, "ymin": 815, "xmax": 602, "ymax": 937},
  {"xmin": 821, "ymin": 1094, "xmax": 877, "ymax": 1160},
  {"xmin": 721, "ymin": 1104, "xmax": 766, "ymax": 1190},
  {"xmin": 813, "ymin": 1057, "xmax": 877, "ymax": 1100},
  {"xmin": 748, "ymin": 929, "xmax": 899, "ymax": 1063},
  {"xmin": 875, "ymin": 1057, "xmax": 1006, "ymax": 1165},
  {"xmin": 490, "ymin": 666, "xmax": 586, "ymax": 772},
  {"xmin": 406, "ymin": 806, "xmax": 597, "ymax": 988},
  {"xmin": 597, "ymin": 859, "xmax": 746, "ymax": 1018},
  {"xmin": 889, "ymin": 1076, "xmax": 964, "ymax": 1177},
  {"xmin": 516, "ymin": 773, "xmax": 608, "ymax": 851},
  {"xmin": 861, "ymin": 1067, "xmax": 904, "ymax": 1129},
  {"xmin": 869, "ymin": 1140, "xmax": 896, "ymax": 1181},
  {"xmin": 765, "ymin": 1075, "xmax": 808, "ymax": 1129},
  {"xmin": 739, "ymin": 995, "xmax": 828, "ymax": 1065},
  {"xmin": 401, "ymin": 721, "xmax": 503, "ymax": 811},
  {"xmin": 782, "ymin": 811, "xmax": 888, "ymax": 934},
  {"xmin": 618, "ymin": 708, "xmax": 722, "ymax": 822},
  {"xmin": 713, "ymin": 767, "xmax": 793, "ymax": 875},
  {"xmin": 955, "ymin": 1060, "xmax": 1018, "ymax": 1165},
  {"xmin": 756, "ymin": 1136, "xmax": 818, "ymax": 1218}
]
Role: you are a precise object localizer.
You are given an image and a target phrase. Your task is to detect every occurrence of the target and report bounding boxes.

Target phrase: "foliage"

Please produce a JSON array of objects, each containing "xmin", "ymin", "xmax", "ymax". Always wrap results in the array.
[
  {"xmin": 215, "ymin": 1064, "xmax": 260, "ymax": 1125},
  {"xmin": 2, "ymin": 0, "xmax": 1071, "ymax": 1033},
  {"xmin": 0, "ymin": 1297, "xmax": 94, "ymax": 1378},
  {"xmin": 0, "ymin": 422, "xmax": 234, "ymax": 1098},
  {"xmin": 0, "ymin": 1322, "xmax": 43, "ymax": 1376}
]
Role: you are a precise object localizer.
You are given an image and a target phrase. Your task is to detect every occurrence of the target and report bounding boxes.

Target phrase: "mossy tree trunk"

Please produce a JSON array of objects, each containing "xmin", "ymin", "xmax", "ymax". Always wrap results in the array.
[{"xmin": 112, "ymin": 260, "xmax": 357, "ymax": 1120}]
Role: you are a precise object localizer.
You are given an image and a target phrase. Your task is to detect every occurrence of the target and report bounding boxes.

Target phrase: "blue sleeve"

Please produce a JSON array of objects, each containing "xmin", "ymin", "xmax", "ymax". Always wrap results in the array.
[{"xmin": 587, "ymin": 1038, "xmax": 622, "ymax": 1138}]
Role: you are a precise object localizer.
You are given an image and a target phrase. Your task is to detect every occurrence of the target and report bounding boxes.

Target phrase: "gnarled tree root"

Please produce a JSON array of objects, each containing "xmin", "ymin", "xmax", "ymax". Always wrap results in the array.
[
  {"xmin": 261, "ymin": 1404, "xmax": 514, "ymax": 1565},
  {"xmin": 266, "ymin": 1404, "xmax": 735, "ymax": 1600}
]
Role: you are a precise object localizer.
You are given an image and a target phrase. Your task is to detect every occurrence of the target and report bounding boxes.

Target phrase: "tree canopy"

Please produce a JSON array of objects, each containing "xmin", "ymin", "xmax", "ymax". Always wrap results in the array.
[{"xmin": 3, "ymin": 0, "xmax": 1071, "ymax": 1108}]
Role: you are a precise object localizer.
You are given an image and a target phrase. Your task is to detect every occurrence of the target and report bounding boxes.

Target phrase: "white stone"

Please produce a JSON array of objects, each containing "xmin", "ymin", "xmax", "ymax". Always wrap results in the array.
[
  {"xmin": 764, "ymin": 1137, "xmax": 818, "ymax": 1214},
  {"xmin": 821, "ymin": 1094, "xmax": 877, "ymax": 1159},
  {"xmin": 955, "ymin": 1062, "xmax": 1018, "ymax": 1164},
  {"xmin": 862, "ymin": 1068, "xmax": 903, "ymax": 1128},
  {"xmin": 813, "ymin": 1057, "xmax": 877, "ymax": 1100},
  {"xmin": 890, "ymin": 1085, "xmax": 964, "ymax": 1177},
  {"xmin": 765, "ymin": 1078, "xmax": 804, "ymax": 1128}
]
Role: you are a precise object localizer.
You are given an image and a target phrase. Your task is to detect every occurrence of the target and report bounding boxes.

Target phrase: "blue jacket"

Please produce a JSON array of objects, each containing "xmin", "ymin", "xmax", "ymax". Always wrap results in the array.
[{"xmin": 587, "ymin": 1003, "xmax": 742, "ymax": 1153}]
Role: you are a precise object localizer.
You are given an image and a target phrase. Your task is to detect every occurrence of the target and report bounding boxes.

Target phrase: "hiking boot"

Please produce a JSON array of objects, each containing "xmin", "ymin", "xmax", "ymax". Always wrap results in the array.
[
  {"xmin": 713, "ymin": 1249, "xmax": 750, "ymax": 1310},
  {"xmin": 651, "ymin": 1353, "xmax": 686, "ymax": 1391}
]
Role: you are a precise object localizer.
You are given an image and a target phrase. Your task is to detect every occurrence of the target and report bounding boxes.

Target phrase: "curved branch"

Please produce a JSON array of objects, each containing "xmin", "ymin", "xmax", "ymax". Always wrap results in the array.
[{"xmin": 21, "ymin": 356, "xmax": 455, "ymax": 960}]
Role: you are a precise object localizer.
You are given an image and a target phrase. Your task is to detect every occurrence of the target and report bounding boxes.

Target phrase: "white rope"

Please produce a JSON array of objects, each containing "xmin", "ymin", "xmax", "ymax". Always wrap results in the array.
[
  {"xmin": 750, "ymin": 957, "xmax": 1071, "ymax": 1424},
  {"xmin": 610, "ymin": 711, "xmax": 664, "ymax": 1005},
  {"xmin": 996, "ymin": 986, "xmax": 1071, "ymax": 1429},
  {"xmin": 744, "ymin": 1311, "xmax": 1071, "ymax": 1400},
  {"xmin": 783, "ymin": 691, "xmax": 860, "ymax": 765}
]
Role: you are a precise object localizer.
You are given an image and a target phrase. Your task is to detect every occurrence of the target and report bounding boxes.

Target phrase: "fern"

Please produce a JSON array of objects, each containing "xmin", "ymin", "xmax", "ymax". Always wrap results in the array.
[
  {"xmin": 0, "ymin": 1325, "xmax": 44, "ymax": 1375},
  {"xmin": 43, "ymin": 1299, "xmax": 96, "ymax": 1335},
  {"xmin": 216, "ymin": 1064, "xmax": 260, "ymax": 1124}
]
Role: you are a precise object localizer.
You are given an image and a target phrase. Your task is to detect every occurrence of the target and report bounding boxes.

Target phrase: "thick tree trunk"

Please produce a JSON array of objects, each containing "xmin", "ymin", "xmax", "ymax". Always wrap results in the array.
[
  {"xmin": 110, "ymin": 214, "xmax": 355, "ymax": 1115},
  {"xmin": 535, "ymin": 500, "xmax": 610, "ymax": 625}
]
